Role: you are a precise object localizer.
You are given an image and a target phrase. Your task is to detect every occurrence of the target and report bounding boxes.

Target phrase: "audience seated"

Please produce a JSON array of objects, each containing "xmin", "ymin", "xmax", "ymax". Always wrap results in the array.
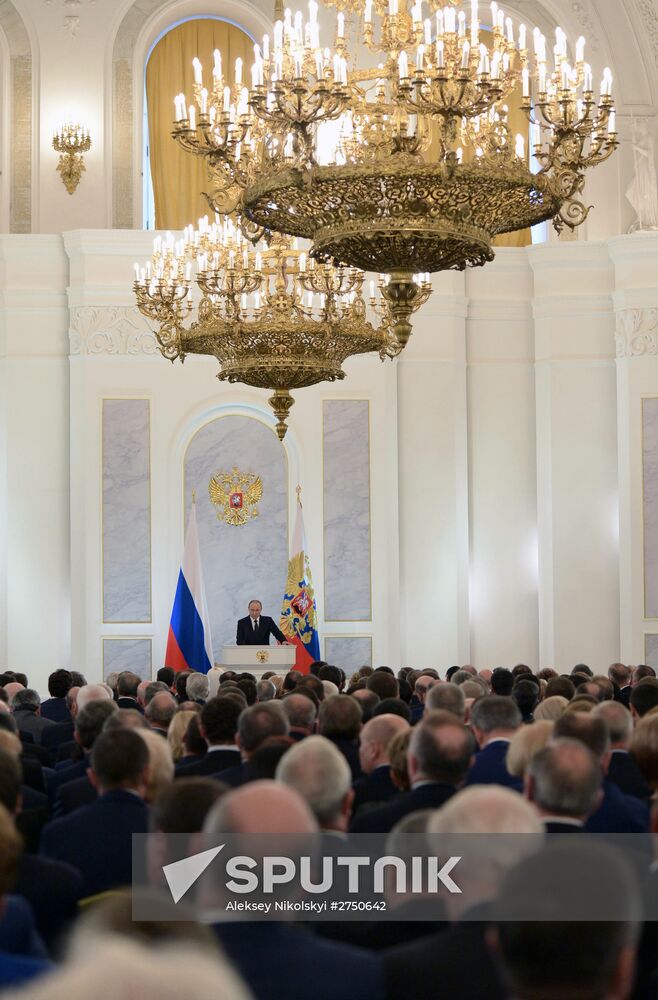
[
  {"xmin": 593, "ymin": 700, "xmax": 652, "ymax": 800},
  {"xmin": 39, "ymin": 672, "xmax": 73, "ymax": 725},
  {"xmin": 213, "ymin": 701, "xmax": 289, "ymax": 786},
  {"xmin": 276, "ymin": 734, "xmax": 353, "ymax": 831},
  {"xmin": 175, "ymin": 697, "xmax": 242, "ymax": 777},
  {"xmin": 281, "ymin": 692, "xmax": 317, "ymax": 740},
  {"xmin": 465, "ymin": 696, "xmax": 523, "ymax": 791},
  {"xmin": 352, "ymin": 714, "xmax": 409, "ymax": 815},
  {"xmin": 11, "ymin": 691, "xmax": 56, "ymax": 746},
  {"xmin": 317, "ymin": 695, "xmax": 363, "ymax": 780},
  {"xmin": 525, "ymin": 739, "xmax": 602, "ymax": 831}
]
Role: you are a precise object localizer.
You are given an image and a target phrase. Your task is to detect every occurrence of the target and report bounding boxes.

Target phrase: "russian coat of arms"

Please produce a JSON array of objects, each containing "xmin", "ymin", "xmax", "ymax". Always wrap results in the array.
[{"xmin": 209, "ymin": 467, "xmax": 263, "ymax": 527}]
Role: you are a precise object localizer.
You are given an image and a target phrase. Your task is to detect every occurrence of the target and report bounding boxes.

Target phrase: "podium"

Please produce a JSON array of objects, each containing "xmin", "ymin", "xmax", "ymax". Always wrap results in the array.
[{"xmin": 221, "ymin": 644, "xmax": 297, "ymax": 677}]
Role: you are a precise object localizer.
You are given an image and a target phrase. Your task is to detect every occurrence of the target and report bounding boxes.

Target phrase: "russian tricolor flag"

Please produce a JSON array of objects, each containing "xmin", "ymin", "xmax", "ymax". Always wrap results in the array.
[
  {"xmin": 165, "ymin": 500, "xmax": 213, "ymax": 674},
  {"xmin": 279, "ymin": 494, "xmax": 320, "ymax": 675}
]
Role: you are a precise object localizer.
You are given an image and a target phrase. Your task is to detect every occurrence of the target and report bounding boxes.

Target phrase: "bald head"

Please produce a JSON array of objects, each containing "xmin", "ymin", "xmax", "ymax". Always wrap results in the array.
[
  {"xmin": 592, "ymin": 701, "xmax": 633, "ymax": 747},
  {"xmin": 526, "ymin": 739, "xmax": 602, "ymax": 821},
  {"xmin": 359, "ymin": 713, "xmax": 409, "ymax": 774},
  {"xmin": 77, "ymin": 684, "xmax": 112, "ymax": 712},
  {"xmin": 204, "ymin": 780, "xmax": 318, "ymax": 838},
  {"xmin": 4, "ymin": 682, "xmax": 25, "ymax": 703}
]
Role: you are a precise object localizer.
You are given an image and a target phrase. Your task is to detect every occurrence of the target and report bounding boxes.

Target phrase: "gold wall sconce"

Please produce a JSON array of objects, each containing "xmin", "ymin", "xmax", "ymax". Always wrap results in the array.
[{"xmin": 53, "ymin": 123, "xmax": 91, "ymax": 194}]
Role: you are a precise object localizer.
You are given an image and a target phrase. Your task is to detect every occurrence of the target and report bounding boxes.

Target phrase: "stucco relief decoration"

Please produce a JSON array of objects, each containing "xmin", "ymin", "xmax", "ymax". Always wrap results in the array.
[
  {"xmin": 570, "ymin": 0, "xmax": 601, "ymax": 51},
  {"xmin": 45, "ymin": 0, "xmax": 95, "ymax": 37},
  {"xmin": 69, "ymin": 306, "xmax": 158, "ymax": 356},
  {"xmin": 615, "ymin": 308, "xmax": 658, "ymax": 357},
  {"xmin": 635, "ymin": 0, "xmax": 658, "ymax": 65}
]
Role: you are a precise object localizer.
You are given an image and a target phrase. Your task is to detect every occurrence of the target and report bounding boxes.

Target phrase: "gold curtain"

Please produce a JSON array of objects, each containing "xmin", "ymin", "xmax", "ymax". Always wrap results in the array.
[{"xmin": 146, "ymin": 19, "xmax": 253, "ymax": 230}]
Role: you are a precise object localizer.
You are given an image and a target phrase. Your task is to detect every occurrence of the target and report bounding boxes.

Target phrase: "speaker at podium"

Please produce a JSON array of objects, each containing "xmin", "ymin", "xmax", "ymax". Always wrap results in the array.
[{"xmin": 221, "ymin": 644, "xmax": 297, "ymax": 677}]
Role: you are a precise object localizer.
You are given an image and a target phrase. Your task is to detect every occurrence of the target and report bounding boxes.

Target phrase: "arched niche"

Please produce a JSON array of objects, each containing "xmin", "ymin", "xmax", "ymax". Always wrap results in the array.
[
  {"xmin": 183, "ymin": 413, "xmax": 289, "ymax": 660},
  {"xmin": 110, "ymin": 0, "xmax": 272, "ymax": 229},
  {"xmin": 0, "ymin": 1, "xmax": 33, "ymax": 232}
]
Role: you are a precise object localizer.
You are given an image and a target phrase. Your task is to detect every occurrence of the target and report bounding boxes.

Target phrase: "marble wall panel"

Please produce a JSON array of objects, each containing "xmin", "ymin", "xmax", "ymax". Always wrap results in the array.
[
  {"xmin": 324, "ymin": 636, "xmax": 372, "ymax": 676},
  {"xmin": 102, "ymin": 399, "xmax": 151, "ymax": 622},
  {"xmin": 323, "ymin": 400, "xmax": 371, "ymax": 620},
  {"xmin": 103, "ymin": 638, "xmax": 152, "ymax": 680},
  {"xmin": 184, "ymin": 416, "xmax": 288, "ymax": 660},
  {"xmin": 645, "ymin": 634, "xmax": 658, "ymax": 671},
  {"xmin": 643, "ymin": 398, "xmax": 658, "ymax": 617}
]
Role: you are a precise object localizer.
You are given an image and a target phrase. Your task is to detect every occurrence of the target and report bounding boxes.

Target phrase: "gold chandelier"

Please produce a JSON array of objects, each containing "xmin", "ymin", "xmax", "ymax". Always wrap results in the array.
[
  {"xmin": 134, "ymin": 217, "xmax": 400, "ymax": 438},
  {"xmin": 171, "ymin": 0, "xmax": 618, "ymax": 344}
]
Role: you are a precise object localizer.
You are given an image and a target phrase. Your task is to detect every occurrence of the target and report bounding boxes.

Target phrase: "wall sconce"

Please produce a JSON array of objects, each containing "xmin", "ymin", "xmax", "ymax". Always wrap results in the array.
[{"xmin": 52, "ymin": 123, "xmax": 91, "ymax": 194}]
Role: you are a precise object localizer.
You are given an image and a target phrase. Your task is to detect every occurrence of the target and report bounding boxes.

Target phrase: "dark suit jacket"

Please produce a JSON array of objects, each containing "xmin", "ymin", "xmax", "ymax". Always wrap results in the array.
[
  {"xmin": 616, "ymin": 685, "xmax": 632, "ymax": 707},
  {"xmin": 20, "ymin": 755, "xmax": 46, "ymax": 794},
  {"xmin": 213, "ymin": 921, "xmax": 385, "ymax": 1000},
  {"xmin": 175, "ymin": 747, "xmax": 241, "ymax": 778},
  {"xmin": 543, "ymin": 819, "xmax": 586, "ymax": 834},
  {"xmin": 47, "ymin": 756, "xmax": 89, "ymax": 804},
  {"xmin": 53, "ymin": 774, "xmax": 97, "ymax": 817},
  {"xmin": 116, "ymin": 697, "xmax": 144, "ymax": 713},
  {"xmin": 40, "ymin": 789, "xmax": 149, "ymax": 897},
  {"xmin": 607, "ymin": 750, "xmax": 652, "ymax": 800},
  {"xmin": 464, "ymin": 740, "xmax": 522, "ymax": 792},
  {"xmin": 212, "ymin": 761, "xmax": 248, "ymax": 787},
  {"xmin": 0, "ymin": 896, "xmax": 48, "ymax": 959},
  {"xmin": 352, "ymin": 765, "xmax": 399, "ymax": 817},
  {"xmin": 39, "ymin": 698, "xmax": 71, "ymax": 724},
  {"xmin": 15, "ymin": 853, "xmax": 82, "ymax": 954},
  {"xmin": 350, "ymin": 783, "xmax": 456, "ymax": 834},
  {"xmin": 13, "ymin": 710, "xmax": 56, "ymax": 746},
  {"xmin": 40, "ymin": 722, "xmax": 74, "ymax": 757},
  {"xmin": 236, "ymin": 615, "xmax": 286, "ymax": 646},
  {"xmin": 584, "ymin": 779, "xmax": 650, "ymax": 834},
  {"xmin": 17, "ymin": 787, "xmax": 50, "ymax": 854},
  {"xmin": 327, "ymin": 736, "xmax": 362, "ymax": 781},
  {"xmin": 0, "ymin": 952, "xmax": 51, "ymax": 989},
  {"xmin": 384, "ymin": 922, "xmax": 503, "ymax": 1000}
]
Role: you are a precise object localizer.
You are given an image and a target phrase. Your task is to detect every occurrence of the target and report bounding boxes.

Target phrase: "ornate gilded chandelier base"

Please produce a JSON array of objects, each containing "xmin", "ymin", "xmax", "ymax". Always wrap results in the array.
[
  {"xmin": 244, "ymin": 160, "xmax": 560, "ymax": 274},
  {"xmin": 269, "ymin": 390, "xmax": 296, "ymax": 441}
]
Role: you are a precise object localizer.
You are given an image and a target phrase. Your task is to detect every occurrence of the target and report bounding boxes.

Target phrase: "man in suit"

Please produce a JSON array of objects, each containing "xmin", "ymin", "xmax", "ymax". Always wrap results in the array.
[
  {"xmin": 351, "ymin": 710, "xmax": 474, "ymax": 833},
  {"xmin": 213, "ymin": 701, "xmax": 290, "ymax": 787},
  {"xmin": 525, "ymin": 739, "xmax": 602, "ymax": 833},
  {"xmin": 318, "ymin": 694, "xmax": 363, "ymax": 781},
  {"xmin": 609, "ymin": 662, "xmax": 633, "ymax": 707},
  {"xmin": 144, "ymin": 692, "xmax": 176, "ymax": 737},
  {"xmin": 236, "ymin": 599, "xmax": 289, "ymax": 645},
  {"xmin": 116, "ymin": 671, "xmax": 144, "ymax": 712},
  {"xmin": 593, "ymin": 700, "xmax": 651, "ymax": 800},
  {"xmin": 465, "ymin": 695, "xmax": 523, "ymax": 792},
  {"xmin": 11, "ymin": 691, "xmax": 55, "ymax": 746},
  {"xmin": 352, "ymin": 714, "xmax": 409, "ymax": 816},
  {"xmin": 425, "ymin": 682, "xmax": 466, "ymax": 721},
  {"xmin": 552, "ymin": 713, "xmax": 650, "ymax": 834},
  {"xmin": 276, "ymin": 735, "xmax": 353, "ymax": 832},
  {"xmin": 175, "ymin": 697, "xmax": 242, "ymax": 777},
  {"xmin": 384, "ymin": 786, "xmax": 544, "ymax": 1000},
  {"xmin": 39, "ymin": 670, "xmax": 73, "ymax": 724},
  {"xmin": 281, "ymin": 692, "xmax": 317, "ymax": 741},
  {"xmin": 202, "ymin": 781, "xmax": 385, "ymax": 1000},
  {"xmin": 40, "ymin": 728, "xmax": 150, "ymax": 897},
  {"xmin": 47, "ymin": 699, "xmax": 118, "ymax": 805}
]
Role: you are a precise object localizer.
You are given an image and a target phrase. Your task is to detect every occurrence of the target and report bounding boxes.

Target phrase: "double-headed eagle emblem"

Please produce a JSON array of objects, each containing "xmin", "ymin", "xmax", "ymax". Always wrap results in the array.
[{"xmin": 209, "ymin": 467, "xmax": 263, "ymax": 527}]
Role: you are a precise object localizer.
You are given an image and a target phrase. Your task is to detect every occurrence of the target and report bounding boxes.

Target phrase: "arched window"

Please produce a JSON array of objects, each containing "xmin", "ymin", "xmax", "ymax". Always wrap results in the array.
[{"xmin": 144, "ymin": 17, "xmax": 253, "ymax": 230}]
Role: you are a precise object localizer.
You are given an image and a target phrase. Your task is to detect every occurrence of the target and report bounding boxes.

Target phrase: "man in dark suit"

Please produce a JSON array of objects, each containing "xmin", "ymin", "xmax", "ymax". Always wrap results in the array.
[
  {"xmin": 524, "ymin": 739, "xmax": 602, "ymax": 833},
  {"xmin": 352, "ymin": 714, "xmax": 409, "ymax": 817},
  {"xmin": 11, "ymin": 691, "xmax": 56, "ymax": 746},
  {"xmin": 47, "ymin": 699, "xmax": 118, "ymax": 805},
  {"xmin": 39, "ymin": 670, "xmax": 73, "ymax": 724},
  {"xmin": 609, "ymin": 662, "xmax": 633, "ymax": 706},
  {"xmin": 318, "ymin": 694, "xmax": 363, "ymax": 781},
  {"xmin": 213, "ymin": 702, "xmax": 290, "ymax": 787},
  {"xmin": 115, "ymin": 671, "xmax": 144, "ymax": 712},
  {"xmin": 175, "ymin": 697, "xmax": 242, "ymax": 777},
  {"xmin": 351, "ymin": 711, "xmax": 474, "ymax": 833},
  {"xmin": 593, "ymin": 700, "xmax": 651, "ymax": 800},
  {"xmin": 236, "ymin": 599, "xmax": 289, "ymax": 645},
  {"xmin": 465, "ymin": 695, "xmax": 523, "ymax": 792},
  {"xmin": 203, "ymin": 781, "xmax": 385, "ymax": 1000},
  {"xmin": 40, "ymin": 729, "xmax": 150, "ymax": 897}
]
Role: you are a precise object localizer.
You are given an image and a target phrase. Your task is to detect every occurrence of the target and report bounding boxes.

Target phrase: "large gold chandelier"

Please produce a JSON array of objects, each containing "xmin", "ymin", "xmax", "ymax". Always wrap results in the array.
[
  {"xmin": 134, "ymin": 217, "xmax": 398, "ymax": 437},
  {"xmin": 171, "ymin": 0, "xmax": 618, "ymax": 344}
]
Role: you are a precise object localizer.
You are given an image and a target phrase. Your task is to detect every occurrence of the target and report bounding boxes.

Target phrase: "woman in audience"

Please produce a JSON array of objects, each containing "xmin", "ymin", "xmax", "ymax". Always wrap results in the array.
[
  {"xmin": 533, "ymin": 695, "xmax": 568, "ymax": 722},
  {"xmin": 388, "ymin": 728, "xmax": 411, "ymax": 792},
  {"xmin": 166, "ymin": 710, "xmax": 196, "ymax": 763},
  {"xmin": 136, "ymin": 730, "xmax": 174, "ymax": 803},
  {"xmin": 506, "ymin": 720, "xmax": 554, "ymax": 779}
]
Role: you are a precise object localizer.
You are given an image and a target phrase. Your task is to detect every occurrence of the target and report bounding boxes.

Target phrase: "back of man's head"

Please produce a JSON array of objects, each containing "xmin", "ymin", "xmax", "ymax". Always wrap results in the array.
[
  {"xmin": 372, "ymin": 697, "xmax": 411, "ymax": 722},
  {"xmin": 318, "ymin": 694, "xmax": 362, "ymax": 741},
  {"xmin": 350, "ymin": 688, "xmax": 380, "ymax": 722},
  {"xmin": 608, "ymin": 662, "xmax": 632, "ymax": 688},
  {"xmin": 145, "ymin": 692, "xmax": 177, "ymax": 731},
  {"xmin": 318, "ymin": 664, "xmax": 342, "ymax": 689},
  {"xmin": 156, "ymin": 667, "xmax": 175, "ymax": 689},
  {"xmin": 545, "ymin": 677, "xmax": 575, "ymax": 701},
  {"xmin": 144, "ymin": 681, "xmax": 169, "ymax": 706},
  {"xmin": 281, "ymin": 693, "xmax": 317, "ymax": 732},
  {"xmin": 512, "ymin": 680, "xmax": 539, "ymax": 717},
  {"xmin": 630, "ymin": 678, "xmax": 658, "ymax": 718},
  {"xmin": 470, "ymin": 695, "xmax": 522, "ymax": 735},
  {"xmin": 238, "ymin": 702, "xmax": 289, "ymax": 755},
  {"xmin": 90, "ymin": 729, "xmax": 150, "ymax": 792},
  {"xmin": 117, "ymin": 672, "xmax": 140, "ymax": 699},
  {"xmin": 430, "ymin": 785, "xmax": 543, "ymax": 837},
  {"xmin": 360, "ymin": 713, "xmax": 409, "ymax": 765},
  {"xmin": 492, "ymin": 843, "xmax": 640, "ymax": 1000},
  {"xmin": 632, "ymin": 664, "xmax": 656, "ymax": 686},
  {"xmin": 527, "ymin": 739, "xmax": 601, "ymax": 819},
  {"xmin": 256, "ymin": 680, "xmax": 276, "ymax": 703},
  {"xmin": 408, "ymin": 711, "xmax": 474, "ymax": 786},
  {"xmin": 75, "ymin": 699, "xmax": 118, "ymax": 751},
  {"xmin": 553, "ymin": 712, "xmax": 610, "ymax": 761},
  {"xmin": 77, "ymin": 684, "xmax": 112, "ymax": 711},
  {"xmin": 366, "ymin": 671, "xmax": 399, "ymax": 701},
  {"xmin": 151, "ymin": 777, "xmax": 226, "ymax": 834},
  {"xmin": 48, "ymin": 669, "xmax": 73, "ymax": 699},
  {"xmin": 426, "ymin": 683, "xmax": 466, "ymax": 718},
  {"xmin": 450, "ymin": 669, "xmax": 472, "ymax": 687},
  {"xmin": 490, "ymin": 669, "xmax": 514, "ymax": 697},
  {"xmin": 592, "ymin": 701, "xmax": 633, "ymax": 745},
  {"xmin": 11, "ymin": 688, "xmax": 40, "ymax": 712},
  {"xmin": 199, "ymin": 697, "xmax": 242, "ymax": 746},
  {"xmin": 186, "ymin": 673, "xmax": 209, "ymax": 703},
  {"xmin": 276, "ymin": 735, "xmax": 352, "ymax": 827}
]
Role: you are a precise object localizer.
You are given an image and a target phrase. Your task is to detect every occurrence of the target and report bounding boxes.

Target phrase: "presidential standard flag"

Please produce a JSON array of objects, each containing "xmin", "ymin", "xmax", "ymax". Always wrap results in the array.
[
  {"xmin": 164, "ymin": 498, "xmax": 213, "ymax": 674},
  {"xmin": 280, "ymin": 493, "xmax": 320, "ymax": 675}
]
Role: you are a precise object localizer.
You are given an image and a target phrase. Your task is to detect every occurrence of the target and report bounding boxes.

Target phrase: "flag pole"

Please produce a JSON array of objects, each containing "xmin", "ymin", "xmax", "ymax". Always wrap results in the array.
[{"xmin": 296, "ymin": 484, "xmax": 302, "ymax": 506}]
